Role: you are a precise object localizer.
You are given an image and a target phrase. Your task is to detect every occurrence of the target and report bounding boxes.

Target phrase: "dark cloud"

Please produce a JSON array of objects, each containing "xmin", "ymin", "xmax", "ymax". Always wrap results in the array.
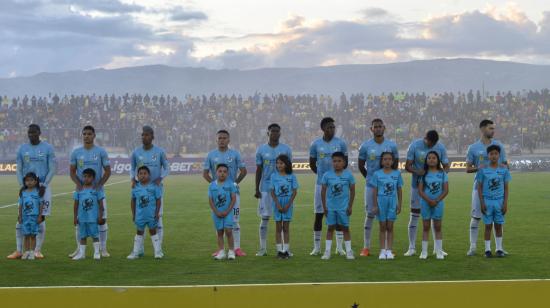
[{"xmin": 170, "ymin": 7, "xmax": 208, "ymax": 21}]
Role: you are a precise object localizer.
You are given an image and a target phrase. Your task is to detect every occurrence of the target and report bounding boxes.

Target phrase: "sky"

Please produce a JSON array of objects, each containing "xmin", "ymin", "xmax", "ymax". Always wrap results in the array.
[{"xmin": 1, "ymin": 0, "xmax": 550, "ymax": 77}]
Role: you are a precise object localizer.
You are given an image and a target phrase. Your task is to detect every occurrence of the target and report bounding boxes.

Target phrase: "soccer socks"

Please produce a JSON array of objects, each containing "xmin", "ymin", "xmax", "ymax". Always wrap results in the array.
[
  {"xmin": 157, "ymin": 217, "xmax": 164, "ymax": 245},
  {"xmin": 407, "ymin": 213, "xmax": 420, "ymax": 249},
  {"xmin": 421, "ymin": 240, "xmax": 429, "ymax": 254},
  {"xmin": 363, "ymin": 215, "xmax": 374, "ymax": 249},
  {"xmin": 495, "ymin": 237, "xmax": 503, "ymax": 251},
  {"xmin": 314, "ymin": 231, "xmax": 322, "ymax": 250},
  {"xmin": 151, "ymin": 234, "xmax": 162, "ymax": 255},
  {"xmin": 79, "ymin": 244, "xmax": 86, "ymax": 256},
  {"xmin": 325, "ymin": 240, "xmax": 333, "ymax": 255},
  {"xmin": 344, "ymin": 240, "xmax": 352, "ymax": 253},
  {"xmin": 276, "ymin": 243, "xmax": 283, "ymax": 252},
  {"xmin": 259, "ymin": 217, "xmax": 269, "ymax": 250},
  {"xmin": 15, "ymin": 222, "xmax": 23, "ymax": 252},
  {"xmin": 233, "ymin": 222, "xmax": 241, "ymax": 249},
  {"xmin": 484, "ymin": 240, "xmax": 491, "ymax": 252},
  {"xmin": 133, "ymin": 235, "xmax": 144, "ymax": 255},
  {"xmin": 435, "ymin": 240, "xmax": 443, "ymax": 252},
  {"xmin": 75, "ymin": 225, "xmax": 80, "ymax": 248},
  {"xmin": 99, "ymin": 223, "xmax": 108, "ymax": 251},
  {"xmin": 35, "ymin": 221, "xmax": 46, "ymax": 252},
  {"xmin": 469, "ymin": 218, "xmax": 480, "ymax": 250},
  {"xmin": 335, "ymin": 231, "xmax": 344, "ymax": 251},
  {"xmin": 93, "ymin": 242, "xmax": 100, "ymax": 255},
  {"xmin": 283, "ymin": 243, "xmax": 289, "ymax": 253}
]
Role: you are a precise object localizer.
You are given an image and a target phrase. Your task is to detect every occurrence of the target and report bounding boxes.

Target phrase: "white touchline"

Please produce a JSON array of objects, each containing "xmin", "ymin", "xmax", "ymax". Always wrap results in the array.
[{"xmin": 0, "ymin": 180, "xmax": 130, "ymax": 209}]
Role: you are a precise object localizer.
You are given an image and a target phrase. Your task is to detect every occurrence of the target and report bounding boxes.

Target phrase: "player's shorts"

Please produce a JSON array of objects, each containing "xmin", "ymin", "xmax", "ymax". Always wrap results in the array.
[
  {"xmin": 410, "ymin": 187, "xmax": 421, "ymax": 210},
  {"xmin": 314, "ymin": 185, "xmax": 324, "ymax": 214},
  {"xmin": 211, "ymin": 212, "xmax": 234, "ymax": 230},
  {"xmin": 22, "ymin": 215, "xmax": 39, "ymax": 236},
  {"xmin": 258, "ymin": 192, "xmax": 272, "ymax": 217},
  {"xmin": 135, "ymin": 218, "xmax": 158, "ymax": 232},
  {"xmin": 420, "ymin": 200, "xmax": 444, "ymax": 220},
  {"xmin": 471, "ymin": 188, "xmax": 482, "ymax": 219},
  {"xmin": 273, "ymin": 203, "xmax": 293, "ymax": 222},
  {"xmin": 326, "ymin": 209, "xmax": 349, "ymax": 227},
  {"xmin": 377, "ymin": 196, "xmax": 397, "ymax": 222},
  {"xmin": 364, "ymin": 185, "xmax": 375, "ymax": 216},
  {"xmin": 79, "ymin": 222, "xmax": 99, "ymax": 239},
  {"xmin": 482, "ymin": 198, "xmax": 505, "ymax": 225},
  {"xmin": 41, "ymin": 186, "xmax": 52, "ymax": 216}
]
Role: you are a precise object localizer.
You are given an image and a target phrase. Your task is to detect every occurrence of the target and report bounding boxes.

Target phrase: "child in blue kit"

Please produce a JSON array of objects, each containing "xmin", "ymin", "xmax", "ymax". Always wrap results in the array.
[
  {"xmin": 370, "ymin": 152, "xmax": 403, "ymax": 260},
  {"xmin": 320, "ymin": 152, "xmax": 356, "ymax": 260},
  {"xmin": 418, "ymin": 151, "xmax": 449, "ymax": 260},
  {"xmin": 270, "ymin": 154, "xmax": 298, "ymax": 259},
  {"xmin": 209, "ymin": 164, "xmax": 237, "ymax": 260},
  {"xmin": 18, "ymin": 172, "xmax": 44, "ymax": 260},
  {"xmin": 127, "ymin": 166, "xmax": 163, "ymax": 260},
  {"xmin": 476, "ymin": 145, "xmax": 511, "ymax": 258}
]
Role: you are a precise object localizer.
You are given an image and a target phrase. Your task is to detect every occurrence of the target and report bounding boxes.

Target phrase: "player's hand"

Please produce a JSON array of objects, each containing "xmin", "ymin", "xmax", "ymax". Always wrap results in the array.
[
  {"xmin": 429, "ymin": 199, "xmax": 437, "ymax": 207},
  {"xmin": 481, "ymin": 203, "xmax": 487, "ymax": 215},
  {"xmin": 397, "ymin": 205, "xmax": 402, "ymax": 215},
  {"xmin": 131, "ymin": 180, "xmax": 137, "ymax": 189},
  {"xmin": 76, "ymin": 183, "xmax": 83, "ymax": 191},
  {"xmin": 155, "ymin": 214, "xmax": 160, "ymax": 221},
  {"xmin": 74, "ymin": 218, "xmax": 78, "ymax": 226},
  {"xmin": 37, "ymin": 216, "xmax": 43, "ymax": 223},
  {"xmin": 502, "ymin": 202, "xmax": 508, "ymax": 215},
  {"xmin": 347, "ymin": 207, "xmax": 353, "ymax": 216},
  {"xmin": 18, "ymin": 216, "xmax": 22, "ymax": 224},
  {"xmin": 372, "ymin": 205, "xmax": 379, "ymax": 215},
  {"xmin": 154, "ymin": 178, "xmax": 162, "ymax": 186},
  {"xmin": 38, "ymin": 185, "xmax": 46, "ymax": 197},
  {"xmin": 254, "ymin": 190, "xmax": 261, "ymax": 199},
  {"xmin": 323, "ymin": 209, "xmax": 328, "ymax": 217}
]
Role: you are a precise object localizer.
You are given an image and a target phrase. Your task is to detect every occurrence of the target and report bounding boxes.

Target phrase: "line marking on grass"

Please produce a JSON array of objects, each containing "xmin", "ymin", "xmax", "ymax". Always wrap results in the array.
[{"xmin": 0, "ymin": 180, "xmax": 130, "ymax": 209}]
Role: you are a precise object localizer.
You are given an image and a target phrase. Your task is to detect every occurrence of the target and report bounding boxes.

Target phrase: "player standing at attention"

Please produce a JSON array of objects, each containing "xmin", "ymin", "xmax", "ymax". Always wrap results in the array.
[
  {"xmin": 404, "ymin": 130, "xmax": 449, "ymax": 257},
  {"xmin": 466, "ymin": 120, "xmax": 508, "ymax": 256},
  {"xmin": 130, "ymin": 126, "xmax": 169, "ymax": 256},
  {"xmin": 203, "ymin": 130, "xmax": 247, "ymax": 257},
  {"xmin": 320, "ymin": 152, "xmax": 355, "ymax": 260},
  {"xmin": 417, "ymin": 151, "xmax": 449, "ymax": 260},
  {"xmin": 7, "ymin": 124, "xmax": 56, "ymax": 260},
  {"xmin": 69, "ymin": 125, "xmax": 111, "ymax": 258},
  {"xmin": 370, "ymin": 152, "xmax": 403, "ymax": 260},
  {"xmin": 475, "ymin": 145, "xmax": 511, "ymax": 258},
  {"xmin": 208, "ymin": 164, "xmax": 237, "ymax": 260},
  {"xmin": 309, "ymin": 117, "xmax": 348, "ymax": 256},
  {"xmin": 357, "ymin": 119, "xmax": 399, "ymax": 257},
  {"xmin": 18, "ymin": 172, "xmax": 44, "ymax": 260},
  {"xmin": 269, "ymin": 155, "xmax": 298, "ymax": 259}
]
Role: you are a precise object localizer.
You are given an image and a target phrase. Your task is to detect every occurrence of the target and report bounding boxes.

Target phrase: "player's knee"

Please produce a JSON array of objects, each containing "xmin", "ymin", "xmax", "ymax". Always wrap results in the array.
[
  {"xmin": 137, "ymin": 230, "xmax": 145, "ymax": 236},
  {"xmin": 411, "ymin": 208, "xmax": 421, "ymax": 214},
  {"xmin": 335, "ymin": 225, "xmax": 343, "ymax": 231}
]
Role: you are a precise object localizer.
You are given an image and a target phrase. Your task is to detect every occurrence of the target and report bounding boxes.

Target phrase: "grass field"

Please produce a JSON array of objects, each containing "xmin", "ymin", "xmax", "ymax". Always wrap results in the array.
[{"xmin": 0, "ymin": 172, "xmax": 549, "ymax": 287}]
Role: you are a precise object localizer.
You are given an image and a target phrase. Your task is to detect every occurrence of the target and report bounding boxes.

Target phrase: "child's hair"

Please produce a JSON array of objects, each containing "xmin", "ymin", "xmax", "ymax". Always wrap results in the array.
[
  {"xmin": 216, "ymin": 163, "xmax": 229, "ymax": 171},
  {"xmin": 276, "ymin": 154, "xmax": 293, "ymax": 174},
  {"xmin": 82, "ymin": 168, "xmax": 96, "ymax": 179},
  {"xmin": 137, "ymin": 165, "xmax": 151, "ymax": 174},
  {"xmin": 487, "ymin": 144, "xmax": 501, "ymax": 154},
  {"xmin": 20, "ymin": 172, "xmax": 40, "ymax": 197},
  {"xmin": 422, "ymin": 151, "xmax": 443, "ymax": 188},
  {"xmin": 379, "ymin": 151, "xmax": 397, "ymax": 169}
]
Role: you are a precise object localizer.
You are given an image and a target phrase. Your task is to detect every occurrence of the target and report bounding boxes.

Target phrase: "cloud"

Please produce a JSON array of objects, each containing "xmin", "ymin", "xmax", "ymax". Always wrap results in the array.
[{"xmin": 170, "ymin": 7, "xmax": 208, "ymax": 22}]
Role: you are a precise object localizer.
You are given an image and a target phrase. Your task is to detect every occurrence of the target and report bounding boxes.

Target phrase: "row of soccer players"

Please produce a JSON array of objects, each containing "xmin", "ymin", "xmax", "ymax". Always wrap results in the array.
[{"xmin": 8, "ymin": 117, "xmax": 510, "ymax": 260}]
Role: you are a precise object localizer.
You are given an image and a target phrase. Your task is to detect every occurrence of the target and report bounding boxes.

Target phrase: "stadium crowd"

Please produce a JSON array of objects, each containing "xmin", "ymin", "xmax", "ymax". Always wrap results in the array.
[{"xmin": 1, "ymin": 89, "xmax": 549, "ymax": 157}]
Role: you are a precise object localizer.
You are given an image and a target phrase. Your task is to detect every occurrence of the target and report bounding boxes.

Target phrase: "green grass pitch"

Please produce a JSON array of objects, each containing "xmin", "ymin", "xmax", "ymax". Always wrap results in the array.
[{"xmin": 0, "ymin": 172, "xmax": 549, "ymax": 287}]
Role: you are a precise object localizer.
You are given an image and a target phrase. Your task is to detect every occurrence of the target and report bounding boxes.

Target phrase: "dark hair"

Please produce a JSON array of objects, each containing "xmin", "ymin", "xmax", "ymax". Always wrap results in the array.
[
  {"xmin": 82, "ymin": 168, "xmax": 96, "ymax": 178},
  {"xmin": 267, "ymin": 123, "xmax": 280, "ymax": 130},
  {"xmin": 216, "ymin": 163, "xmax": 229, "ymax": 171},
  {"xmin": 276, "ymin": 154, "xmax": 293, "ymax": 174},
  {"xmin": 332, "ymin": 151, "xmax": 346, "ymax": 160},
  {"xmin": 422, "ymin": 151, "xmax": 443, "ymax": 188},
  {"xmin": 379, "ymin": 151, "xmax": 397, "ymax": 169},
  {"xmin": 487, "ymin": 144, "xmax": 501, "ymax": 154},
  {"xmin": 216, "ymin": 129, "xmax": 230, "ymax": 136},
  {"xmin": 479, "ymin": 119, "xmax": 494, "ymax": 129},
  {"xmin": 82, "ymin": 125, "xmax": 95, "ymax": 133},
  {"xmin": 320, "ymin": 117, "xmax": 335, "ymax": 129},
  {"xmin": 371, "ymin": 118, "xmax": 384, "ymax": 126},
  {"xmin": 20, "ymin": 172, "xmax": 41, "ymax": 197},
  {"xmin": 425, "ymin": 130, "xmax": 439, "ymax": 145},
  {"xmin": 137, "ymin": 166, "xmax": 150, "ymax": 174},
  {"xmin": 28, "ymin": 124, "xmax": 41, "ymax": 132}
]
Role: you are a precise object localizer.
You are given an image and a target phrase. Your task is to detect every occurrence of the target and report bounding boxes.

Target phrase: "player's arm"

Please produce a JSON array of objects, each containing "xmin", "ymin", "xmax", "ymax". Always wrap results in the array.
[
  {"xmin": 254, "ymin": 164, "xmax": 262, "ymax": 198},
  {"xmin": 155, "ymin": 198, "xmax": 161, "ymax": 220},
  {"xmin": 159, "ymin": 151, "xmax": 170, "ymax": 183},
  {"xmin": 18, "ymin": 202, "xmax": 22, "ymax": 224},
  {"xmin": 202, "ymin": 170, "xmax": 213, "ymax": 183},
  {"xmin": 73, "ymin": 199, "xmax": 79, "ymax": 225},
  {"xmin": 16, "ymin": 149, "xmax": 23, "ymax": 187},
  {"xmin": 96, "ymin": 165, "xmax": 111, "ymax": 190},
  {"xmin": 347, "ymin": 184, "xmax": 355, "ymax": 216},
  {"xmin": 372, "ymin": 187, "xmax": 379, "ymax": 214},
  {"xmin": 477, "ymin": 181, "xmax": 486, "ymax": 214},
  {"xmin": 358, "ymin": 158, "xmax": 367, "ymax": 178},
  {"xmin": 44, "ymin": 149, "xmax": 57, "ymax": 187},
  {"xmin": 309, "ymin": 157, "xmax": 317, "ymax": 174},
  {"xmin": 69, "ymin": 165, "xmax": 82, "ymax": 191},
  {"xmin": 130, "ymin": 197, "xmax": 136, "ymax": 222},
  {"xmin": 466, "ymin": 162, "xmax": 478, "ymax": 173},
  {"xmin": 98, "ymin": 199, "xmax": 104, "ymax": 224},
  {"xmin": 442, "ymin": 163, "xmax": 450, "ymax": 173},
  {"xmin": 321, "ymin": 184, "xmax": 327, "ymax": 215},
  {"xmin": 130, "ymin": 152, "xmax": 137, "ymax": 186},
  {"xmin": 235, "ymin": 167, "xmax": 247, "ymax": 184},
  {"xmin": 405, "ymin": 159, "xmax": 418, "ymax": 174}
]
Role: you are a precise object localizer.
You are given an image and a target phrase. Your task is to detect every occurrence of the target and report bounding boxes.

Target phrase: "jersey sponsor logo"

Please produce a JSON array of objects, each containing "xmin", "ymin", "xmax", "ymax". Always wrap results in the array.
[{"xmin": 331, "ymin": 183, "xmax": 344, "ymax": 197}]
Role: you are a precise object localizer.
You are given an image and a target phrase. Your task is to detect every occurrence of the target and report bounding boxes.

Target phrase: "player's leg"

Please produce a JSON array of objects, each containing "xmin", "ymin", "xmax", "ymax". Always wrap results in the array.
[
  {"xmin": 282, "ymin": 221, "xmax": 290, "ymax": 258},
  {"xmin": 69, "ymin": 224, "xmax": 81, "ymax": 258},
  {"xmin": 433, "ymin": 219, "xmax": 444, "ymax": 259},
  {"xmin": 90, "ymin": 223, "xmax": 101, "ymax": 260},
  {"xmin": 420, "ymin": 219, "xmax": 430, "ymax": 259},
  {"xmin": 149, "ymin": 221, "xmax": 163, "ymax": 259},
  {"xmin": 275, "ymin": 220, "xmax": 283, "ymax": 257},
  {"xmin": 322, "ymin": 223, "xmax": 335, "ymax": 260},
  {"xmin": 494, "ymin": 200, "xmax": 505, "ymax": 257},
  {"xmin": 98, "ymin": 198, "xmax": 109, "ymax": 257},
  {"xmin": 225, "ymin": 225, "xmax": 235, "ymax": 260},
  {"xmin": 7, "ymin": 222, "xmax": 23, "ymax": 259},
  {"xmin": 468, "ymin": 188, "xmax": 482, "ymax": 256},
  {"xmin": 232, "ymin": 194, "xmax": 245, "ymax": 256},
  {"xmin": 257, "ymin": 192, "xmax": 271, "ymax": 256},
  {"xmin": 35, "ymin": 186, "xmax": 51, "ymax": 258},
  {"xmin": 361, "ymin": 186, "xmax": 375, "ymax": 256},
  {"xmin": 385, "ymin": 221, "xmax": 395, "ymax": 259},
  {"xmin": 311, "ymin": 185, "xmax": 324, "ymax": 255},
  {"xmin": 405, "ymin": 188, "xmax": 420, "ymax": 256},
  {"xmin": 128, "ymin": 221, "xmax": 145, "ymax": 259},
  {"xmin": 73, "ymin": 223, "xmax": 88, "ymax": 260}
]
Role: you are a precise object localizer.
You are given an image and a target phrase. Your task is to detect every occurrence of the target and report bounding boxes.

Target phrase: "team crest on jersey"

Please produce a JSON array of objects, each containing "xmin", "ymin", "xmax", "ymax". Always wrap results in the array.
[
  {"xmin": 332, "ymin": 146, "xmax": 339, "ymax": 151},
  {"xmin": 92, "ymin": 153, "xmax": 98, "ymax": 161},
  {"xmin": 37, "ymin": 150, "xmax": 44, "ymax": 157},
  {"xmin": 227, "ymin": 156, "xmax": 233, "ymax": 163},
  {"xmin": 369, "ymin": 150, "xmax": 376, "ymax": 160},
  {"xmin": 151, "ymin": 154, "xmax": 157, "ymax": 161}
]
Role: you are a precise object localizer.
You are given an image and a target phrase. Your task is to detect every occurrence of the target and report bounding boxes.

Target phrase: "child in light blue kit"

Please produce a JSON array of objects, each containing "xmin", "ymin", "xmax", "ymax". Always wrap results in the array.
[
  {"xmin": 209, "ymin": 164, "xmax": 237, "ymax": 260},
  {"xmin": 18, "ymin": 172, "xmax": 44, "ymax": 260}
]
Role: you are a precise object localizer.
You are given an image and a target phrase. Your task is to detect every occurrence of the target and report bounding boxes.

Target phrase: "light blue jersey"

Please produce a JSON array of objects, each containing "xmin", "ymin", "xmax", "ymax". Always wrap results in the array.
[
  {"xmin": 369, "ymin": 169, "xmax": 403, "ymax": 197},
  {"xmin": 16, "ymin": 142, "xmax": 56, "ymax": 186},
  {"xmin": 73, "ymin": 188, "xmax": 105, "ymax": 223},
  {"xmin": 19, "ymin": 189, "xmax": 42, "ymax": 216},
  {"xmin": 310, "ymin": 137, "xmax": 348, "ymax": 185},
  {"xmin": 270, "ymin": 172, "xmax": 298, "ymax": 206},
  {"xmin": 420, "ymin": 170, "xmax": 448, "ymax": 200},
  {"xmin": 256, "ymin": 143, "xmax": 292, "ymax": 192},
  {"xmin": 132, "ymin": 183, "xmax": 162, "ymax": 221},
  {"xmin": 321, "ymin": 169, "xmax": 355, "ymax": 211},
  {"xmin": 203, "ymin": 149, "xmax": 245, "ymax": 183},
  {"xmin": 406, "ymin": 139, "xmax": 449, "ymax": 188},
  {"xmin": 475, "ymin": 166, "xmax": 511, "ymax": 200},
  {"xmin": 70, "ymin": 145, "xmax": 110, "ymax": 192},
  {"xmin": 358, "ymin": 138, "xmax": 398, "ymax": 181},
  {"xmin": 130, "ymin": 145, "xmax": 170, "ymax": 183},
  {"xmin": 208, "ymin": 180, "xmax": 237, "ymax": 212}
]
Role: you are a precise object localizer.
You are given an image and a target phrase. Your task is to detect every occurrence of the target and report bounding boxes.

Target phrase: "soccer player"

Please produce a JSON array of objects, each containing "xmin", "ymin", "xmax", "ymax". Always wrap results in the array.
[
  {"xmin": 18, "ymin": 172, "xmax": 44, "ymax": 260},
  {"xmin": 320, "ymin": 152, "xmax": 355, "ymax": 260},
  {"xmin": 254, "ymin": 123, "xmax": 292, "ymax": 256},
  {"xmin": 270, "ymin": 154, "xmax": 298, "ymax": 259},
  {"xmin": 475, "ymin": 145, "xmax": 511, "ymax": 258},
  {"xmin": 203, "ymin": 130, "xmax": 247, "ymax": 257},
  {"xmin": 72, "ymin": 168, "xmax": 105, "ymax": 260},
  {"xmin": 130, "ymin": 126, "xmax": 169, "ymax": 256},
  {"xmin": 466, "ymin": 120, "xmax": 508, "ymax": 256},
  {"xmin": 357, "ymin": 118, "xmax": 399, "ymax": 257},
  {"xmin": 417, "ymin": 151, "xmax": 449, "ymax": 260},
  {"xmin": 404, "ymin": 130, "xmax": 449, "ymax": 256},
  {"xmin": 370, "ymin": 152, "xmax": 403, "ymax": 260},
  {"xmin": 309, "ymin": 117, "xmax": 348, "ymax": 256},
  {"xmin": 127, "ymin": 166, "xmax": 163, "ymax": 259},
  {"xmin": 7, "ymin": 124, "xmax": 56, "ymax": 260},
  {"xmin": 208, "ymin": 164, "xmax": 237, "ymax": 260},
  {"xmin": 69, "ymin": 126, "xmax": 111, "ymax": 258}
]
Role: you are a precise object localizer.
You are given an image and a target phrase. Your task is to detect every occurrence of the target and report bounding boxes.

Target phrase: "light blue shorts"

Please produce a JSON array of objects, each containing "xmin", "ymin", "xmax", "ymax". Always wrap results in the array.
[
  {"xmin": 420, "ymin": 200, "xmax": 444, "ymax": 220},
  {"xmin": 79, "ymin": 222, "xmax": 99, "ymax": 239},
  {"xmin": 326, "ymin": 209, "xmax": 349, "ymax": 227},
  {"xmin": 22, "ymin": 215, "xmax": 39, "ymax": 236},
  {"xmin": 377, "ymin": 196, "xmax": 397, "ymax": 222},
  {"xmin": 483, "ymin": 198, "xmax": 505, "ymax": 225},
  {"xmin": 211, "ymin": 212, "xmax": 234, "ymax": 230}
]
